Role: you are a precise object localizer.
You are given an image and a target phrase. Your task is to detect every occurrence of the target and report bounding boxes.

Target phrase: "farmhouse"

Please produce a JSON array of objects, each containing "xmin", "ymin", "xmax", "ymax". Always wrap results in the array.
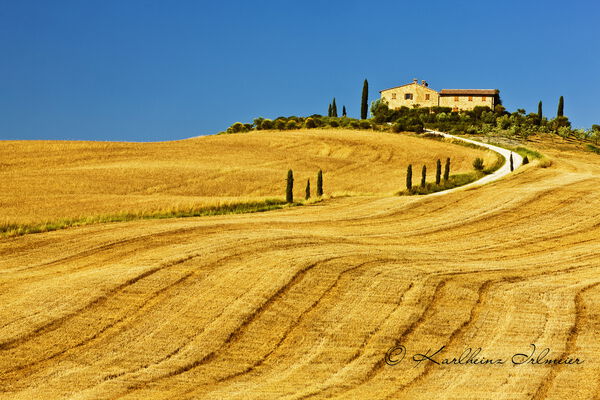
[{"xmin": 380, "ymin": 79, "xmax": 499, "ymax": 112}]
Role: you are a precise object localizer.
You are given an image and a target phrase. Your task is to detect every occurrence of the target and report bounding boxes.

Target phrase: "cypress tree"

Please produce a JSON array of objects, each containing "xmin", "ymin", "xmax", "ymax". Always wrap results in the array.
[
  {"xmin": 444, "ymin": 158, "xmax": 450, "ymax": 181},
  {"xmin": 328, "ymin": 103, "xmax": 332, "ymax": 117},
  {"xmin": 510, "ymin": 153, "xmax": 514, "ymax": 171},
  {"xmin": 538, "ymin": 101, "xmax": 543, "ymax": 118},
  {"xmin": 361, "ymin": 79, "xmax": 369, "ymax": 119},
  {"xmin": 305, "ymin": 179, "xmax": 311, "ymax": 200},
  {"xmin": 557, "ymin": 96, "xmax": 564, "ymax": 117},
  {"xmin": 342, "ymin": 105, "xmax": 347, "ymax": 117},
  {"xmin": 436, "ymin": 159, "xmax": 441, "ymax": 185},
  {"xmin": 421, "ymin": 165, "xmax": 427, "ymax": 188},
  {"xmin": 406, "ymin": 164, "xmax": 413, "ymax": 190},
  {"xmin": 316, "ymin": 170, "xmax": 323, "ymax": 197},
  {"xmin": 286, "ymin": 169, "xmax": 294, "ymax": 203},
  {"xmin": 332, "ymin": 98, "xmax": 338, "ymax": 118}
]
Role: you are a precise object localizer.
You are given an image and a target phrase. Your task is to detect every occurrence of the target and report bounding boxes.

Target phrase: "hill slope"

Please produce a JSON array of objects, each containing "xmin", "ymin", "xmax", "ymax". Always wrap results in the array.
[
  {"xmin": 0, "ymin": 129, "xmax": 495, "ymax": 225},
  {"xmin": 4, "ymin": 134, "xmax": 599, "ymax": 399}
]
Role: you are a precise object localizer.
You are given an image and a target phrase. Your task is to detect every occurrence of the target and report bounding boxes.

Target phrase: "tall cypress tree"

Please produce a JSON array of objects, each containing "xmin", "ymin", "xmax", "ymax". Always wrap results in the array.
[
  {"xmin": 538, "ymin": 101, "xmax": 543, "ymax": 118},
  {"xmin": 316, "ymin": 170, "xmax": 323, "ymax": 197},
  {"xmin": 557, "ymin": 96, "xmax": 564, "ymax": 117},
  {"xmin": 328, "ymin": 103, "xmax": 332, "ymax": 117},
  {"xmin": 510, "ymin": 153, "xmax": 514, "ymax": 172},
  {"xmin": 286, "ymin": 169, "xmax": 294, "ymax": 203},
  {"xmin": 361, "ymin": 79, "xmax": 369, "ymax": 119},
  {"xmin": 305, "ymin": 179, "xmax": 311, "ymax": 200},
  {"xmin": 342, "ymin": 105, "xmax": 347, "ymax": 117},
  {"xmin": 421, "ymin": 165, "xmax": 427, "ymax": 188},
  {"xmin": 444, "ymin": 158, "xmax": 450, "ymax": 181},
  {"xmin": 406, "ymin": 165, "xmax": 412, "ymax": 190},
  {"xmin": 332, "ymin": 98, "xmax": 338, "ymax": 117},
  {"xmin": 436, "ymin": 159, "xmax": 442, "ymax": 185}
]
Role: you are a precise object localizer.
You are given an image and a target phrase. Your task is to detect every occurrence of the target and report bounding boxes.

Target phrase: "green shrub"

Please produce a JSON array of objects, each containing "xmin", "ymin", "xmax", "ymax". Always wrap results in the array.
[
  {"xmin": 274, "ymin": 119, "xmax": 286, "ymax": 130},
  {"xmin": 473, "ymin": 157, "xmax": 484, "ymax": 171},
  {"xmin": 304, "ymin": 117, "xmax": 317, "ymax": 129},
  {"xmin": 549, "ymin": 116, "xmax": 571, "ymax": 131},
  {"xmin": 392, "ymin": 122, "xmax": 404, "ymax": 133},
  {"xmin": 261, "ymin": 119, "xmax": 273, "ymax": 130},
  {"xmin": 466, "ymin": 126, "xmax": 478, "ymax": 135},
  {"xmin": 286, "ymin": 120, "xmax": 298, "ymax": 130},
  {"xmin": 472, "ymin": 106, "xmax": 492, "ymax": 119},
  {"xmin": 227, "ymin": 122, "xmax": 246, "ymax": 133},
  {"xmin": 338, "ymin": 117, "xmax": 351, "ymax": 127},
  {"xmin": 253, "ymin": 117, "xmax": 265, "ymax": 130},
  {"xmin": 359, "ymin": 120, "xmax": 371, "ymax": 129},
  {"xmin": 407, "ymin": 121, "xmax": 424, "ymax": 133},
  {"xmin": 497, "ymin": 115, "xmax": 511, "ymax": 129},
  {"xmin": 329, "ymin": 119, "xmax": 340, "ymax": 128}
]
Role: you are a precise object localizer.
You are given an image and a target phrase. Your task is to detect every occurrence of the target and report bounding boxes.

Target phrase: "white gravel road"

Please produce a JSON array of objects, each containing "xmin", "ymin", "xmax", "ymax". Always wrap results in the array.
[{"xmin": 424, "ymin": 129, "xmax": 523, "ymax": 196}]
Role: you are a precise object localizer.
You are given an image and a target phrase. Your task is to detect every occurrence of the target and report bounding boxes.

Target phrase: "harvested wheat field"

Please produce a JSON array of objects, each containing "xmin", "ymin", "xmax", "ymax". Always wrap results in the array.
[
  {"xmin": 0, "ymin": 129, "xmax": 495, "ymax": 226},
  {"xmin": 1, "ymin": 131, "xmax": 600, "ymax": 399}
]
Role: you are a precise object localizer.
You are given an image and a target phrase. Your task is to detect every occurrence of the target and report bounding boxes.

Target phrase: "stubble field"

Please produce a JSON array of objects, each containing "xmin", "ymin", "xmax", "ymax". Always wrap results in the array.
[
  {"xmin": 0, "ymin": 129, "xmax": 495, "ymax": 226},
  {"xmin": 1, "ymin": 130, "xmax": 599, "ymax": 399}
]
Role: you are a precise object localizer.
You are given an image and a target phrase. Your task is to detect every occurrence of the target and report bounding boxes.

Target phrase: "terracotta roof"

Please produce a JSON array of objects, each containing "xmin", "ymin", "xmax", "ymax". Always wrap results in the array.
[
  {"xmin": 439, "ymin": 89, "xmax": 499, "ymax": 95},
  {"xmin": 379, "ymin": 82, "xmax": 438, "ymax": 93}
]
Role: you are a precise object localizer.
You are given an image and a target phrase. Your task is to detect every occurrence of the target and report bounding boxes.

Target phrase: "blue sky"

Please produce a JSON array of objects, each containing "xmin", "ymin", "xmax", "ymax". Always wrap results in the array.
[{"xmin": 1, "ymin": 0, "xmax": 598, "ymax": 141}]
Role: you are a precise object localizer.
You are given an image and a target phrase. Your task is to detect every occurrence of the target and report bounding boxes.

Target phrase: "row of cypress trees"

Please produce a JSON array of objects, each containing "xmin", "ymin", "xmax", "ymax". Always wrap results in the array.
[
  {"xmin": 287, "ymin": 169, "xmax": 323, "ymax": 203},
  {"xmin": 327, "ymin": 99, "xmax": 347, "ymax": 118},
  {"xmin": 327, "ymin": 78, "xmax": 369, "ymax": 119},
  {"xmin": 406, "ymin": 158, "xmax": 450, "ymax": 190}
]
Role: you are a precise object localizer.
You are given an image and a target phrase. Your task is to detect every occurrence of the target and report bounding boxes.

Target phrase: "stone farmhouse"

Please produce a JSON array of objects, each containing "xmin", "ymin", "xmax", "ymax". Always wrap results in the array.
[{"xmin": 379, "ymin": 79, "xmax": 500, "ymax": 112}]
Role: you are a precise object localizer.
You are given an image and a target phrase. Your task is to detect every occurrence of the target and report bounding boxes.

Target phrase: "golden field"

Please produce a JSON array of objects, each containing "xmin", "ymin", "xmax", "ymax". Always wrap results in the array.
[
  {"xmin": 0, "ymin": 129, "xmax": 496, "ymax": 225},
  {"xmin": 1, "ymin": 130, "xmax": 600, "ymax": 399}
]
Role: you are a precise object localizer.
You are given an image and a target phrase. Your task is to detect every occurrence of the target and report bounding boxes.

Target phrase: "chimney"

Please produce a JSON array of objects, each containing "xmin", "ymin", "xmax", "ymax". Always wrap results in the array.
[
  {"xmin": 421, "ymin": 80, "xmax": 427, "ymax": 86},
  {"xmin": 413, "ymin": 78, "xmax": 418, "ymax": 84}
]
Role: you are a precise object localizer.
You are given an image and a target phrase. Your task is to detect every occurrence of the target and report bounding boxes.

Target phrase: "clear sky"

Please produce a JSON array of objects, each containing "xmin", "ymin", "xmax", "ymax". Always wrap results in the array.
[{"xmin": 1, "ymin": 0, "xmax": 598, "ymax": 141}]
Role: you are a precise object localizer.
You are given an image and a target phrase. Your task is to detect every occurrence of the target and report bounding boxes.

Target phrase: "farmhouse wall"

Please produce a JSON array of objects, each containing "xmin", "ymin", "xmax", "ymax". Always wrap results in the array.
[
  {"xmin": 380, "ymin": 81, "xmax": 439, "ymax": 109},
  {"xmin": 439, "ymin": 92, "xmax": 496, "ymax": 111},
  {"xmin": 380, "ymin": 80, "xmax": 499, "ymax": 112}
]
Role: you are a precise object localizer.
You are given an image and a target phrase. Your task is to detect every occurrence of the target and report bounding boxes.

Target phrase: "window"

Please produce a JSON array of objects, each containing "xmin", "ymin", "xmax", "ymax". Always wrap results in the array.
[
  {"xmin": 454, "ymin": 96, "xmax": 459, "ymax": 101},
  {"xmin": 482, "ymin": 96, "xmax": 486, "ymax": 101},
  {"xmin": 453, "ymin": 107, "xmax": 459, "ymax": 112},
  {"xmin": 468, "ymin": 96, "xmax": 473, "ymax": 101},
  {"xmin": 405, "ymin": 93, "xmax": 413, "ymax": 100},
  {"xmin": 391, "ymin": 93, "xmax": 396, "ymax": 100},
  {"xmin": 425, "ymin": 94, "xmax": 430, "ymax": 100}
]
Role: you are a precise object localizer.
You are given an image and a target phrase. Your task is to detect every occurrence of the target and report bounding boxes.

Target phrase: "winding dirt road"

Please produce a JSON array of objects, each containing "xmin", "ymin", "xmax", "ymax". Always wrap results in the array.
[{"xmin": 425, "ymin": 129, "xmax": 523, "ymax": 195}]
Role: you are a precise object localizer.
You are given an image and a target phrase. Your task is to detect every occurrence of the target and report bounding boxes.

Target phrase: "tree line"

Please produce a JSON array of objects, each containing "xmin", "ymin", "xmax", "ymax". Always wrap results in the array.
[
  {"xmin": 286, "ymin": 169, "xmax": 323, "ymax": 203},
  {"xmin": 406, "ymin": 158, "xmax": 450, "ymax": 190}
]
